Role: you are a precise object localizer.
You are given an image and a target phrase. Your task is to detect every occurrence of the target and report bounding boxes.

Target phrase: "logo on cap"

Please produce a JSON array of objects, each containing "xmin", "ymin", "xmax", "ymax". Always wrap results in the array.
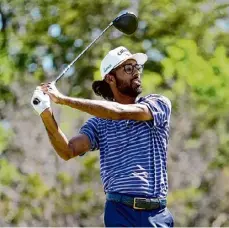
[
  {"xmin": 103, "ymin": 64, "xmax": 112, "ymax": 73},
  {"xmin": 117, "ymin": 48, "xmax": 130, "ymax": 56}
]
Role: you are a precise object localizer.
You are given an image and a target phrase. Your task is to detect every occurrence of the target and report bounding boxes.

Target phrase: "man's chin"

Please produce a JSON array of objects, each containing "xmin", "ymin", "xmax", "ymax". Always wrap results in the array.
[
  {"xmin": 130, "ymin": 89, "xmax": 142, "ymax": 97},
  {"xmin": 135, "ymin": 86, "xmax": 142, "ymax": 95},
  {"xmin": 118, "ymin": 86, "xmax": 142, "ymax": 97}
]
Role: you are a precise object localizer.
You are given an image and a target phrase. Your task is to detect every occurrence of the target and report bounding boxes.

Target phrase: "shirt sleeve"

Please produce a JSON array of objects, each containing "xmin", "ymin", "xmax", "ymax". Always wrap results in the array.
[
  {"xmin": 79, "ymin": 117, "xmax": 100, "ymax": 151},
  {"xmin": 139, "ymin": 94, "xmax": 172, "ymax": 127}
]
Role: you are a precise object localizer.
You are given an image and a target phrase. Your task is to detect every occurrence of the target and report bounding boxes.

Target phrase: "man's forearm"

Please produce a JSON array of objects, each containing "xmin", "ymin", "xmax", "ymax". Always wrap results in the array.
[{"xmin": 40, "ymin": 108, "xmax": 73, "ymax": 160}]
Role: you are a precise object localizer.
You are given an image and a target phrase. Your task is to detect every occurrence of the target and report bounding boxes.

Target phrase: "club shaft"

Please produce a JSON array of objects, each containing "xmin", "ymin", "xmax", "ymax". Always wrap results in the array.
[{"xmin": 54, "ymin": 22, "xmax": 113, "ymax": 84}]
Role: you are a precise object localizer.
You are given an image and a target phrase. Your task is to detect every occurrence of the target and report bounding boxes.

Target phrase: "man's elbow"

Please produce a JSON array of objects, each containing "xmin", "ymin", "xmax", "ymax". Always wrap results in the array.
[
  {"xmin": 112, "ymin": 110, "xmax": 134, "ymax": 120},
  {"xmin": 58, "ymin": 150, "xmax": 75, "ymax": 161},
  {"xmin": 113, "ymin": 104, "xmax": 151, "ymax": 121},
  {"xmin": 67, "ymin": 141, "xmax": 84, "ymax": 158},
  {"xmin": 55, "ymin": 146, "xmax": 78, "ymax": 161},
  {"xmin": 117, "ymin": 111, "xmax": 152, "ymax": 121}
]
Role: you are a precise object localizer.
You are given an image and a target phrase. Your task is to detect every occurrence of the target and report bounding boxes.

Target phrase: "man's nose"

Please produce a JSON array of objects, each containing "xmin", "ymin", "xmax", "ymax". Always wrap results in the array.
[{"xmin": 132, "ymin": 67, "xmax": 140, "ymax": 76}]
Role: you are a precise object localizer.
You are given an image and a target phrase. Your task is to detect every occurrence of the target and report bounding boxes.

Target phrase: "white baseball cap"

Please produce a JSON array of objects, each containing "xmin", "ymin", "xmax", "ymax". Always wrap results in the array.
[{"xmin": 100, "ymin": 46, "xmax": 148, "ymax": 79}]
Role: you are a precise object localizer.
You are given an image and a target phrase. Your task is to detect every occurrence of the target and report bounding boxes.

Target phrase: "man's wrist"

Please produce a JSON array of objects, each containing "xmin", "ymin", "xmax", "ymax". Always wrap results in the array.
[
  {"xmin": 40, "ymin": 107, "xmax": 53, "ymax": 118},
  {"xmin": 58, "ymin": 95, "xmax": 68, "ymax": 105}
]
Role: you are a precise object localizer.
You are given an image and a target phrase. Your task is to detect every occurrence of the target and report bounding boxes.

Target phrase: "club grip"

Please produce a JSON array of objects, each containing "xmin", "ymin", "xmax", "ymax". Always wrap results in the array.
[{"xmin": 33, "ymin": 98, "xmax": 40, "ymax": 105}]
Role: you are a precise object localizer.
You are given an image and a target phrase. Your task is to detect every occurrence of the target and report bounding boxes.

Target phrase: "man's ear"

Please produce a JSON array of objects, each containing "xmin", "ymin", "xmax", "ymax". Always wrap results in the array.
[{"xmin": 105, "ymin": 74, "xmax": 116, "ymax": 85}]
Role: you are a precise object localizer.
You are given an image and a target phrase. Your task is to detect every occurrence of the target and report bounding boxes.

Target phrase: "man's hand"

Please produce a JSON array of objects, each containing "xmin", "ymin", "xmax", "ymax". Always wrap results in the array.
[
  {"xmin": 40, "ymin": 82, "xmax": 65, "ymax": 104},
  {"xmin": 31, "ymin": 87, "xmax": 51, "ymax": 115}
]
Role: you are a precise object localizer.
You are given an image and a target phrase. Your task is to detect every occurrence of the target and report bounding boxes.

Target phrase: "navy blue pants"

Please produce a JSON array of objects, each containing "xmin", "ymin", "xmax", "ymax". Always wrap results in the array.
[{"xmin": 104, "ymin": 200, "xmax": 174, "ymax": 227}]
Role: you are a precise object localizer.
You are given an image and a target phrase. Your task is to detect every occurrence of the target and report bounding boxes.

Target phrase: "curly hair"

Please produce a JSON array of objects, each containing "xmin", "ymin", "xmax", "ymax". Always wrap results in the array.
[
  {"xmin": 92, "ymin": 80, "xmax": 114, "ymax": 101},
  {"xmin": 92, "ymin": 70, "xmax": 116, "ymax": 101}
]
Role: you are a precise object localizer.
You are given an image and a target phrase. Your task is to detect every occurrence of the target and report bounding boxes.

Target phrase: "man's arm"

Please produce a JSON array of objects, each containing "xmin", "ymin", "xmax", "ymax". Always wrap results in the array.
[
  {"xmin": 41, "ymin": 108, "xmax": 90, "ymax": 160},
  {"xmin": 40, "ymin": 82, "xmax": 152, "ymax": 121},
  {"xmin": 59, "ymin": 96, "xmax": 152, "ymax": 121}
]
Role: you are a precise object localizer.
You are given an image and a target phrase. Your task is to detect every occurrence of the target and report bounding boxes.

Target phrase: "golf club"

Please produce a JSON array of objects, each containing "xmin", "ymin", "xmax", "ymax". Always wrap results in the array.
[{"xmin": 33, "ymin": 12, "xmax": 138, "ymax": 105}]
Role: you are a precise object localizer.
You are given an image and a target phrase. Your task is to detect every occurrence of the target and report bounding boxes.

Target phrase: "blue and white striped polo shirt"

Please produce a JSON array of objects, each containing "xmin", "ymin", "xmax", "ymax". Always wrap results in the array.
[{"xmin": 79, "ymin": 94, "xmax": 172, "ymax": 198}]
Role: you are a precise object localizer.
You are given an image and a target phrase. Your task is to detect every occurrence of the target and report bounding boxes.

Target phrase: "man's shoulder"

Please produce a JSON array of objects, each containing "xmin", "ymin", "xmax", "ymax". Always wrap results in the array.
[
  {"xmin": 143, "ymin": 93, "xmax": 169, "ymax": 99},
  {"xmin": 140, "ymin": 94, "xmax": 171, "ymax": 107}
]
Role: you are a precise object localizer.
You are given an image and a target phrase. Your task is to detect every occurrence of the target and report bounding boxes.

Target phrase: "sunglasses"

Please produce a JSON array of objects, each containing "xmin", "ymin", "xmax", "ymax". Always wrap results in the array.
[{"xmin": 119, "ymin": 63, "xmax": 144, "ymax": 74}]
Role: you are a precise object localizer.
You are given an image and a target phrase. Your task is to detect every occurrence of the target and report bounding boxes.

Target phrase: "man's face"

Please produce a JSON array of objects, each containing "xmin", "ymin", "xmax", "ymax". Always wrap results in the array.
[{"xmin": 113, "ymin": 59, "xmax": 143, "ymax": 97}]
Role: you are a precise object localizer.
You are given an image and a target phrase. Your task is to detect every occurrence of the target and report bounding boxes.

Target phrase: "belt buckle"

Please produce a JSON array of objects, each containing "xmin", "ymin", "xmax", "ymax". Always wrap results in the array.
[{"xmin": 133, "ymin": 197, "xmax": 146, "ymax": 210}]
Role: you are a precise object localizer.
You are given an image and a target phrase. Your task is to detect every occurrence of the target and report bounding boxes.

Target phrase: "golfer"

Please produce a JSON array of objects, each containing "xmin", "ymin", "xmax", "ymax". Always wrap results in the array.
[{"xmin": 31, "ymin": 46, "xmax": 174, "ymax": 227}]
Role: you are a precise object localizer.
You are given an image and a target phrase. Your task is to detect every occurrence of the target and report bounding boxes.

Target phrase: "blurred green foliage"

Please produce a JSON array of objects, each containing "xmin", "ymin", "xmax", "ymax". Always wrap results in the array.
[
  {"xmin": 0, "ymin": 157, "xmax": 102, "ymax": 226},
  {"xmin": 1, "ymin": 0, "xmax": 229, "ymax": 226}
]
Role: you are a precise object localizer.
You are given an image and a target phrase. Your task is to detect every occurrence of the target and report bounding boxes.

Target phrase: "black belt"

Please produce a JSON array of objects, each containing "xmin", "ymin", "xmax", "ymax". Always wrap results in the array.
[{"xmin": 106, "ymin": 193, "xmax": 166, "ymax": 210}]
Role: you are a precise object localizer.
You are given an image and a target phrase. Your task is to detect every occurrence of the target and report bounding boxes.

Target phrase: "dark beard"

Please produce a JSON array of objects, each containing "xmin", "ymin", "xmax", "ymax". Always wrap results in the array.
[{"xmin": 115, "ymin": 76, "xmax": 142, "ymax": 97}]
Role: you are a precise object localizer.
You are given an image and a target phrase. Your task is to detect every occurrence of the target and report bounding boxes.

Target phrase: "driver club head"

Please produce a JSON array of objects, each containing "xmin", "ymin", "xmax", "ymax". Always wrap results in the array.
[{"xmin": 112, "ymin": 12, "xmax": 138, "ymax": 35}]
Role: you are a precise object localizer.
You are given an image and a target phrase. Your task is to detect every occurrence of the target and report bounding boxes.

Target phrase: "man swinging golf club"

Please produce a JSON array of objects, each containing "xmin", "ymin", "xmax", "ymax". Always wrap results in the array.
[{"xmin": 31, "ymin": 46, "xmax": 174, "ymax": 227}]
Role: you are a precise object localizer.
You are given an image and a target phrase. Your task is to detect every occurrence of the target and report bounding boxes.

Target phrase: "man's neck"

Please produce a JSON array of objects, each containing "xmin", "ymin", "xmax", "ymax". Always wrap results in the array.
[{"xmin": 114, "ymin": 93, "xmax": 137, "ymax": 104}]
